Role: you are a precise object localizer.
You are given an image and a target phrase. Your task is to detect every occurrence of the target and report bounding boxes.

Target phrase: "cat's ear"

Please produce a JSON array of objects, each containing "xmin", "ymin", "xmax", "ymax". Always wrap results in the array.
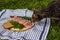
[
  {"xmin": 32, "ymin": 8, "xmax": 39, "ymax": 14},
  {"xmin": 33, "ymin": 9, "xmax": 36, "ymax": 14}
]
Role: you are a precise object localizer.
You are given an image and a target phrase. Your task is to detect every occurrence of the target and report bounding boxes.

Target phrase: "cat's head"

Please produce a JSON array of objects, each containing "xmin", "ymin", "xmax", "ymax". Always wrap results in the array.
[{"xmin": 32, "ymin": 9, "xmax": 48, "ymax": 22}]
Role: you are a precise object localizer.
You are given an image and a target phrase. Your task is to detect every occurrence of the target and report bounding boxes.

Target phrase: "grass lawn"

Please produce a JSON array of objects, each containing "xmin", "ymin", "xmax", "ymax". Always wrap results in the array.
[{"xmin": 0, "ymin": 0, "xmax": 60, "ymax": 40}]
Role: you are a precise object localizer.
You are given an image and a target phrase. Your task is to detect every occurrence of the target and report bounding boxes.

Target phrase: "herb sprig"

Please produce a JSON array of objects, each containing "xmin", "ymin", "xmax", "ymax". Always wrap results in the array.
[
  {"xmin": 18, "ymin": 16, "xmax": 32, "ymax": 21},
  {"xmin": 10, "ymin": 20, "xmax": 24, "ymax": 29}
]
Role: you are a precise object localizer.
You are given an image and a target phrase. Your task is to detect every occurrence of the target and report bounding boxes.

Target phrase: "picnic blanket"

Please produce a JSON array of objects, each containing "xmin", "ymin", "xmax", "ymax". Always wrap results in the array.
[{"xmin": 0, "ymin": 9, "xmax": 50, "ymax": 40}]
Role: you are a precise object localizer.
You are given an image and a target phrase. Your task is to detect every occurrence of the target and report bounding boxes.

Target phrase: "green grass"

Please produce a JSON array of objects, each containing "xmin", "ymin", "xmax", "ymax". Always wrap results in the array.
[
  {"xmin": 0, "ymin": 0, "xmax": 51, "ymax": 10},
  {"xmin": 47, "ymin": 22, "xmax": 60, "ymax": 40},
  {"xmin": 0, "ymin": 0, "xmax": 60, "ymax": 40}
]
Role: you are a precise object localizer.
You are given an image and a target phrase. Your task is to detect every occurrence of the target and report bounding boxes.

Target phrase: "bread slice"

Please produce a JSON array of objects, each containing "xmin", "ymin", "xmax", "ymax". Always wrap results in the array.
[{"xmin": 2, "ymin": 20, "xmax": 13, "ymax": 29}]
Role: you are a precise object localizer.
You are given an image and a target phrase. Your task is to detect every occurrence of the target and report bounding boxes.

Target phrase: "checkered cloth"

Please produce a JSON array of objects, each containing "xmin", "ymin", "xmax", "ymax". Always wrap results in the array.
[{"xmin": 0, "ymin": 9, "xmax": 50, "ymax": 40}]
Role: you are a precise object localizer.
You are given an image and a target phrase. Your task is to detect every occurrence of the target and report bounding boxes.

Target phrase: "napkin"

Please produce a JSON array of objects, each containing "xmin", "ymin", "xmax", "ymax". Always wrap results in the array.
[{"xmin": 0, "ymin": 9, "xmax": 50, "ymax": 40}]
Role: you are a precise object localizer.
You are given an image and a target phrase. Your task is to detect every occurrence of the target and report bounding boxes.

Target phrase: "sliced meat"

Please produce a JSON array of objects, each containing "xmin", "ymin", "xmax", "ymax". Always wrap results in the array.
[{"xmin": 10, "ymin": 16, "xmax": 34, "ymax": 28}]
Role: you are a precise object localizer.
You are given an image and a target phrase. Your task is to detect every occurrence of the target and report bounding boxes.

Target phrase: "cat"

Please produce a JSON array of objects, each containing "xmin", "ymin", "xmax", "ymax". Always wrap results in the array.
[{"xmin": 32, "ymin": 0, "xmax": 60, "ymax": 24}]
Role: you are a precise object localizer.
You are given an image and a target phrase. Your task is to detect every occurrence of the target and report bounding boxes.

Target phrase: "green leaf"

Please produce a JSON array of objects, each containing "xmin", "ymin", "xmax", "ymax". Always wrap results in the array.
[{"xmin": 10, "ymin": 20, "xmax": 24, "ymax": 29}]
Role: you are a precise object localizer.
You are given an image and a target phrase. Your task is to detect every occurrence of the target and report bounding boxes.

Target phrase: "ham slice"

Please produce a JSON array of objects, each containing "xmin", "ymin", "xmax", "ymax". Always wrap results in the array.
[{"xmin": 10, "ymin": 16, "xmax": 34, "ymax": 28}]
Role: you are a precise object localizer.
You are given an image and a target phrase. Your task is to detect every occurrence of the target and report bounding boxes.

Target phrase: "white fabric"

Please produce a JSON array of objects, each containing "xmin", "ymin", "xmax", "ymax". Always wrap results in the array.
[{"xmin": 0, "ymin": 9, "xmax": 50, "ymax": 40}]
